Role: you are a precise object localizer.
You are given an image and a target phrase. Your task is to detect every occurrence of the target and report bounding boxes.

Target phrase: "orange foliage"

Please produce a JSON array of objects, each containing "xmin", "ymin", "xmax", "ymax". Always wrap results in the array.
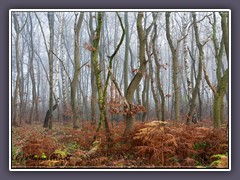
[{"xmin": 12, "ymin": 120, "xmax": 228, "ymax": 168}]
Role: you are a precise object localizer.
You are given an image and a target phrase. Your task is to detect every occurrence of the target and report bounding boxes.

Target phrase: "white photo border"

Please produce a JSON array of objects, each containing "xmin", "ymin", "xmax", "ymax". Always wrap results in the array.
[{"xmin": 9, "ymin": 9, "xmax": 231, "ymax": 171}]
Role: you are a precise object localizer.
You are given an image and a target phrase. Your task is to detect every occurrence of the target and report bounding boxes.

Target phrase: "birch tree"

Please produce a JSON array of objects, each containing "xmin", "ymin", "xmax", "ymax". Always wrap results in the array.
[
  {"xmin": 182, "ymin": 13, "xmax": 193, "ymax": 121},
  {"xmin": 59, "ymin": 13, "xmax": 68, "ymax": 120}
]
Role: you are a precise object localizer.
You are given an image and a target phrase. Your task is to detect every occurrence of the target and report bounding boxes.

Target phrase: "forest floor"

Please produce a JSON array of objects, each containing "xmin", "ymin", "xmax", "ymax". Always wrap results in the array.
[{"xmin": 11, "ymin": 120, "xmax": 228, "ymax": 169}]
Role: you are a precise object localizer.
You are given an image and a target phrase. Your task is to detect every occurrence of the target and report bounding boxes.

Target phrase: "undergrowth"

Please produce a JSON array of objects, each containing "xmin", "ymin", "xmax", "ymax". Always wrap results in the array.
[{"xmin": 11, "ymin": 120, "xmax": 228, "ymax": 168}]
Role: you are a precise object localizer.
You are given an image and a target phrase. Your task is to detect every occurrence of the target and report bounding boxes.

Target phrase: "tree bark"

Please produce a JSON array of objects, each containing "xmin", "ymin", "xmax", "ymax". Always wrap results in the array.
[
  {"xmin": 152, "ymin": 15, "xmax": 165, "ymax": 121},
  {"xmin": 28, "ymin": 13, "xmax": 37, "ymax": 125},
  {"xmin": 47, "ymin": 12, "xmax": 55, "ymax": 129},
  {"xmin": 12, "ymin": 13, "xmax": 21, "ymax": 126},
  {"xmin": 186, "ymin": 13, "xmax": 204, "ymax": 125},
  {"xmin": 165, "ymin": 12, "xmax": 180, "ymax": 122},
  {"xmin": 182, "ymin": 13, "xmax": 193, "ymax": 116},
  {"xmin": 203, "ymin": 12, "xmax": 229, "ymax": 128},
  {"xmin": 71, "ymin": 12, "xmax": 84, "ymax": 129},
  {"xmin": 149, "ymin": 58, "xmax": 161, "ymax": 121},
  {"xmin": 60, "ymin": 14, "xmax": 68, "ymax": 121},
  {"xmin": 89, "ymin": 13, "xmax": 97, "ymax": 124},
  {"xmin": 12, "ymin": 13, "xmax": 27, "ymax": 126},
  {"xmin": 124, "ymin": 12, "xmax": 148, "ymax": 135},
  {"xmin": 124, "ymin": 12, "xmax": 129, "ymax": 95},
  {"xmin": 141, "ymin": 75, "xmax": 149, "ymax": 122},
  {"xmin": 91, "ymin": 12, "xmax": 111, "ymax": 141},
  {"xmin": 43, "ymin": 104, "xmax": 58, "ymax": 128}
]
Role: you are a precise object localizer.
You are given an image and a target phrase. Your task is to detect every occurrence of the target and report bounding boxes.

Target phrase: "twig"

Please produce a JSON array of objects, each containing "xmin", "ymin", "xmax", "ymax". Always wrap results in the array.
[
  {"xmin": 108, "ymin": 68, "xmax": 130, "ymax": 109},
  {"xmin": 49, "ymin": 50, "xmax": 72, "ymax": 83}
]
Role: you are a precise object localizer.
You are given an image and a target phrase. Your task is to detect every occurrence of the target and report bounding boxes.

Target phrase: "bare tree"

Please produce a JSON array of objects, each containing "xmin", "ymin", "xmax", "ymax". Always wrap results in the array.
[
  {"xmin": 152, "ymin": 12, "xmax": 165, "ymax": 121},
  {"xmin": 124, "ymin": 12, "xmax": 152, "ymax": 135},
  {"xmin": 91, "ymin": 12, "xmax": 125, "ymax": 142},
  {"xmin": 186, "ymin": 12, "xmax": 209, "ymax": 125},
  {"xmin": 59, "ymin": 13, "xmax": 68, "ymax": 121},
  {"xmin": 165, "ymin": 12, "xmax": 180, "ymax": 122},
  {"xmin": 203, "ymin": 12, "xmax": 229, "ymax": 128},
  {"xmin": 27, "ymin": 13, "xmax": 37, "ymax": 124},
  {"xmin": 12, "ymin": 13, "xmax": 27, "ymax": 126},
  {"xmin": 124, "ymin": 12, "xmax": 129, "ymax": 95},
  {"xmin": 71, "ymin": 12, "xmax": 84, "ymax": 129},
  {"xmin": 89, "ymin": 12, "xmax": 97, "ymax": 124}
]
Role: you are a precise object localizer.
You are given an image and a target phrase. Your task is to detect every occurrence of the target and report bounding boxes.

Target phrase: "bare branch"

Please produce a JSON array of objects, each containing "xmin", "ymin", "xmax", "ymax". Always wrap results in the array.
[
  {"xmin": 103, "ymin": 12, "xmax": 125, "ymax": 97},
  {"xmin": 19, "ymin": 14, "xmax": 28, "ymax": 32},
  {"xmin": 78, "ymin": 60, "xmax": 90, "ymax": 71},
  {"xmin": 34, "ymin": 12, "xmax": 49, "ymax": 53},
  {"xmin": 49, "ymin": 50, "xmax": 72, "ymax": 83},
  {"xmin": 202, "ymin": 59, "xmax": 217, "ymax": 94},
  {"xmin": 108, "ymin": 68, "xmax": 130, "ymax": 109},
  {"xmin": 34, "ymin": 50, "xmax": 50, "ymax": 83}
]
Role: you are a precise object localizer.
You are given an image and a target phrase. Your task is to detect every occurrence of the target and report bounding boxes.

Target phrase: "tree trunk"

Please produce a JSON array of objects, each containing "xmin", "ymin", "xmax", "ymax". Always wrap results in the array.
[
  {"xmin": 124, "ymin": 12, "xmax": 129, "ymax": 95},
  {"xmin": 28, "ymin": 13, "xmax": 36, "ymax": 124},
  {"xmin": 19, "ymin": 34, "xmax": 25, "ymax": 124},
  {"xmin": 124, "ymin": 12, "xmax": 147, "ymax": 134},
  {"xmin": 13, "ymin": 14, "xmax": 20, "ymax": 126},
  {"xmin": 12, "ymin": 13, "xmax": 26, "ymax": 126},
  {"xmin": 165, "ymin": 12, "xmax": 180, "ymax": 121},
  {"xmin": 149, "ymin": 58, "xmax": 161, "ymax": 121},
  {"xmin": 213, "ymin": 94, "xmax": 222, "ymax": 128},
  {"xmin": 47, "ymin": 12, "xmax": 55, "ymax": 129},
  {"xmin": 182, "ymin": 13, "xmax": 193, "ymax": 116},
  {"xmin": 59, "ymin": 14, "xmax": 68, "ymax": 121},
  {"xmin": 43, "ymin": 104, "xmax": 58, "ymax": 128},
  {"xmin": 203, "ymin": 12, "xmax": 229, "ymax": 128},
  {"xmin": 152, "ymin": 17, "xmax": 165, "ymax": 121},
  {"xmin": 71, "ymin": 12, "xmax": 84, "ymax": 129},
  {"xmin": 89, "ymin": 13, "xmax": 97, "ymax": 124},
  {"xmin": 141, "ymin": 76, "xmax": 149, "ymax": 122},
  {"xmin": 186, "ymin": 13, "xmax": 204, "ymax": 125},
  {"xmin": 53, "ymin": 12, "xmax": 62, "ymax": 121},
  {"xmin": 91, "ymin": 12, "xmax": 111, "ymax": 140}
]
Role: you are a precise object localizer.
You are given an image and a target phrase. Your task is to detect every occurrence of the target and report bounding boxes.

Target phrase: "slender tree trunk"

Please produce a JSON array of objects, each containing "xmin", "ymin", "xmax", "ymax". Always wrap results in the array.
[
  {"xmin": 47, "ymin": 12, "xmax": 55, "ymax": 129},
  {"xmin": 19, "ymin": 34, "xmax": 25, "ymax": 124},
  {"xmin": 13, "ymin": 14, "xmax": 21, "ymax": 127},
  {"xmin": 152, "ymin": 16, "xmax": 165, "ymax": 121},
  {"xmin": 203, "ymin": 12, "xmax": 229, "ymax": 128},
  {"xmin": 60, "ymin": 14, "xmax": 68, "ymax": 121},
  {"xmin": 124, "ymin": 12, "xmax": 148, "ymax": 134},
  {"xmin": 124, "ymin": 12, "xmax": 129, "ymax": 95},
  {"xmin": 53, "ymin": 12, "xmax": 62, "ymax": 121},
  {"xmin": 213, "ymin": 94, "xmax": 222, "ymax": 128},
  {"xmin": 182, "ymin": 13, "xmax": 193, "ymax": 117},
  {"xmin": 71, "ymin": 12, "xmax": 84, "ymax": 129},
  {"xmin": 165, "ymin": 12, "xmax": 180, "ymax": 121},
  {"xmin": 186, "ymin": 13, "xmax": 204, "ymax": 125},
  {"xmin": 12, "ymin": 13, "xmax": 27, "ymax": 126},
  {"xmin": 89, "ymin": 13, "xmax": 97, "ymax": 124},
  {"xmin": 141, "ymin": 76, "xmax": 149, "ymax": 122},
  {"xmin": 91, "ymin": 12, "xmax": 111, "ymax": 140},
  {"xmin": 28, "ymin": 13, "xmax": 36, "ymax": 125},
  {"xmin": 149, "ymin": 58, "xmax": 161, "ymax": 121}
]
